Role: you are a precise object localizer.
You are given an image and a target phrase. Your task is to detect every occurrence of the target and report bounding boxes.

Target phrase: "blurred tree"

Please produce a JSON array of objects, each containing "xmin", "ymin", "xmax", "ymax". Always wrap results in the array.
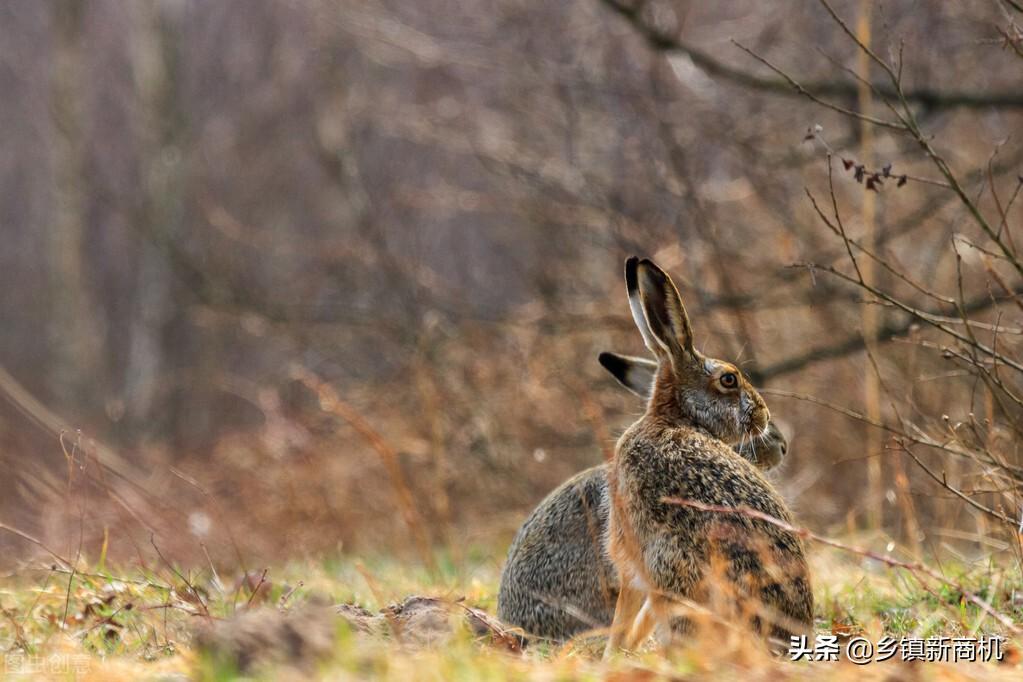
[{"xmin": 48, "ymin": 0, "xmax": 103, "ymax": 406}]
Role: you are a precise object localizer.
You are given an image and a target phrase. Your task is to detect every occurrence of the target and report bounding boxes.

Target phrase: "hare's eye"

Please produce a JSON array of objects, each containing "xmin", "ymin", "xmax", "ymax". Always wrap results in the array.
[{"xmin": 719, "ymin": 372, "xmax": 738, "ymax": 390}]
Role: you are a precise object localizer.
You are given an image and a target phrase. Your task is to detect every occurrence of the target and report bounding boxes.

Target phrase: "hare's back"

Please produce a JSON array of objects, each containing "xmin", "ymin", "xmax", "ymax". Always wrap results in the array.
[{"xmin": 497, "ymin": 464, "xmax": 618, "ymax": 638}]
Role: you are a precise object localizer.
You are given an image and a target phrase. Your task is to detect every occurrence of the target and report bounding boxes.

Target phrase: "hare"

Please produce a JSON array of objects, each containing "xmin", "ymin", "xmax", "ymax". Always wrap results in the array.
[
  {"xmin": 604, "ymin": 257, "xmax": 812, "ymax": 656},
  {"xmin": 496, "ymin": 353, "xmax": 788, "ymax": 642}
]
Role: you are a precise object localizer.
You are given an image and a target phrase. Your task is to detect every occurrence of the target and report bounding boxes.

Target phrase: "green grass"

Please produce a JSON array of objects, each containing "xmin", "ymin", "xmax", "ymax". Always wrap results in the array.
[{"xmin": 0, "ymin": 549, "xmax": 1020, "ymax": 680}]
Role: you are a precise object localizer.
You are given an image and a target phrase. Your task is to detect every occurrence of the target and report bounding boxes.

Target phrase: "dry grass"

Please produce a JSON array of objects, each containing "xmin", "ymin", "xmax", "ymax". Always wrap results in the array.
[{"xmin": 0, "ymin": 545, "xmax": 1021, "ymax": 680}]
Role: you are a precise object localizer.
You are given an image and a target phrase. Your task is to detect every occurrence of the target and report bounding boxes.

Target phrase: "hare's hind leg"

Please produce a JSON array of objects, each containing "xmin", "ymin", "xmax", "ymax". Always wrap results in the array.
[
  {"xmin": 623, "ymin": 594, "xmax": 661, "ymax": 650},
  {"xmin": 603, "ymin": 584, "xmax": 645, "ymax": 658}
]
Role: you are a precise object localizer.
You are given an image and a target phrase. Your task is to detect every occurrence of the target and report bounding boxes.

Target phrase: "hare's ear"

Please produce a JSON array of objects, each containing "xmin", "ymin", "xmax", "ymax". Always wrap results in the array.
[
  {"xmin": 598, "ymin": 352, "xmax": 657, "ymax": 399},
  {"xmin": 625, "ymin": 257, "xmax": 663, "ymax": 357},
  {"xmin": 634, "ymin": 258, "xmax": 696, "ymax": 365}
]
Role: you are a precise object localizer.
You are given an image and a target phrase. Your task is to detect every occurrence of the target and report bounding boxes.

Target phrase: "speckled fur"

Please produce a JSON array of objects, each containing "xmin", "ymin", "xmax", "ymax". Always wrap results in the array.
[
  {"xmin": 608, "ymin": 410, "xmax": 812, "ymax": 644},
  {"xmin": 496, "ymin": 420, "xmax": 787, "ymax": 641},
  {"xmin": 497, "ymin": 464, "xmax": 616, "ymax": 640}
]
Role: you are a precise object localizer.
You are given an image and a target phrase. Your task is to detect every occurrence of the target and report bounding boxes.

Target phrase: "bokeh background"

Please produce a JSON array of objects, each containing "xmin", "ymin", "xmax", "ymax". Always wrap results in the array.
[{"xmin": 2, "ymin": 0, "xmax": 1022, "ymax": 569}]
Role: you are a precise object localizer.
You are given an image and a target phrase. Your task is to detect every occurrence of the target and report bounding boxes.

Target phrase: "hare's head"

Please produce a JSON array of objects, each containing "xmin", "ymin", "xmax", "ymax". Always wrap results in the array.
[
  {"xmin": 598, "ymin": 351, "xmax": 787, "ymax": 469},
  {"xmin": 622, "ymin": 256, "xmax": 769, "ymax": 446}
]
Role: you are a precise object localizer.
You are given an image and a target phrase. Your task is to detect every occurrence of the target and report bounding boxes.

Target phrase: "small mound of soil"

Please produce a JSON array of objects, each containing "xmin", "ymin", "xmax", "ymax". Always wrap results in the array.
[{"xmin": 195, "ymin": 595, "xmax": 522, "ymax": 673}]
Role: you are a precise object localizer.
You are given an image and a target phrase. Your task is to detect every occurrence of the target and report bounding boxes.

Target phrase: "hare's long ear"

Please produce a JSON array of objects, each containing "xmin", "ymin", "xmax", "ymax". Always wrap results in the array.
[
  {"xmin": 598, "ymin": 352, "xmax": 657, "ymax": 399},
  {"xmin": 625, "ymin": 257, "xmax": 662, "ymax": 357},
  {"xmin": 634, "ymin": 258, "xmax": 696, "ymax": 366}
]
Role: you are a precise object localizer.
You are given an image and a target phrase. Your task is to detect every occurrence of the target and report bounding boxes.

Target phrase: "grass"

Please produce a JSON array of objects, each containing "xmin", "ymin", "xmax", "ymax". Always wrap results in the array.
[{"xmin": 0, "ymin": 546, "xmax": 1021, "ymax": 680}]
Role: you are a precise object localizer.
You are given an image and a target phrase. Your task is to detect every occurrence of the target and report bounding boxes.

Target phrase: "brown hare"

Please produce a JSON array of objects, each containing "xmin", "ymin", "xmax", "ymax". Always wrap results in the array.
[
  {"xmin": 604, "ymin": 257, "xmax": 812, "ymax": 656},
  {"xmin": 496, "ymin": 352, "xmax": 789, "ymax": 642}
]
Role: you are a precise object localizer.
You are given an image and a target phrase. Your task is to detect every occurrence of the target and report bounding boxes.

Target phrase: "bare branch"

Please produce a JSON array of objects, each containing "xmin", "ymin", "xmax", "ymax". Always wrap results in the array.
[{"xmin": 597, "ymin": 0, "xmax": 1023, "ymax": 110}]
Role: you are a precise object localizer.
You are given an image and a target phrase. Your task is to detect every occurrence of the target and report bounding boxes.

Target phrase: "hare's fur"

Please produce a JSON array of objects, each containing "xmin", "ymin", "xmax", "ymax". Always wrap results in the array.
[
  {"xmin": 496, "ymin": 417, "xmax": 788, "ymax": 641},
  {"xmin": 607, "ymin": 412, "xmax": 812, "ymax": 651},
  {"xmin": 496, "ymin": 464, "xmax": 616, "ymax": 640}
]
